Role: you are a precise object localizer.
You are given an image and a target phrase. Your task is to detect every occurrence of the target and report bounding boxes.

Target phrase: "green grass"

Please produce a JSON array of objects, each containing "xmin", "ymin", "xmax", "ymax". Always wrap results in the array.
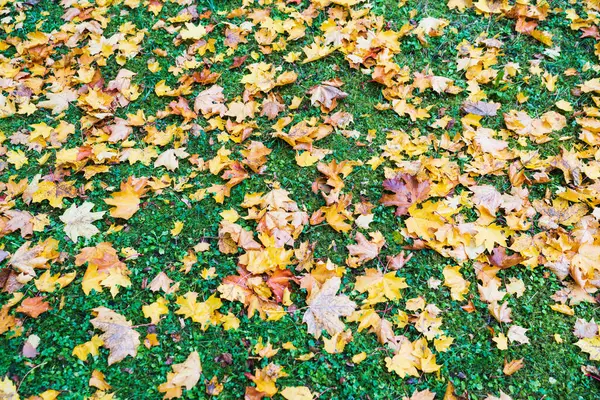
[{"xmin": 1, "ymin": 0, "xmax": 600, "ymax": 399}]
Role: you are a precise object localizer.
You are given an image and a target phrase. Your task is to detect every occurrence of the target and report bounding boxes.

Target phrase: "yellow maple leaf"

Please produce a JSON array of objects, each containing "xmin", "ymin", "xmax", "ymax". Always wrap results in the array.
[
  {"xmin": 34, "ymin": 270, "xmax": 77, "ymax": 293},
  {"xmin": 104, "ymin": 177, "xmax": 148, "ymax": 220},
  {"xmin": 576, "ymin": 336, "xmax": 600, "ymax": 360},
  {"xmin": 158, "ymin": 351, "xmax": 202, "ymax": 399},
  {"xmin": 175, "ymin": 293, "xmax": 222, "ymax": 330},
  {"xmin": 72, "ymin": 335, "xmax": 104, "ymax": 361},
  {"xmin": 180, "ymin": 23, "xmax": 207, "ymax": 40},
  {"xmin": 142, "ymin": 297, "xmax": 169, "ymax": 325},
  {"xmin": 443, "ymin": 266, "xmax": 470, "ymax": 301}
]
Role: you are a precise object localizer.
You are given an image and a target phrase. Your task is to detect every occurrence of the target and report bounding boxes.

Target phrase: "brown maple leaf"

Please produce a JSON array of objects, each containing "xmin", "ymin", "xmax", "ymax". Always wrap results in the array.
[
  {"xmin": 16, "ymin": 297, "xmax": 51, "ymax": 318},
  {"xmin": 266, "ymin": 269, "xmax": 297, "ymax": 303},
  {"xmin": 380, "ymin": 174, "xmax": 430, "ymax": 216},
  {"xmin": 230, "ymin": 55, "xmax": 248, "ymax": 69},
  {"xmin": 91, "ymin": 307, "xmax": 140, "ymax": 365},
  {"xmin": 260, "ymin": 93, "xmax": 285, "ymax": 120},
  {"xmin": 503, "ymin": 358, "xmax": 525, "ymax": 376},
  {"xmin": 307, "ymin": 81, "xmax": 348, "ymax": 113},
  {"xmin": 580, "ymin": 26, "xmax": 600, "ymax": 40},
  {"xmin": 191, "ymin": 68, "xmax": 221, "ymax": 85},
  {"xmin": 488, "ymin": 247, "xmax": 524, "ymax": 269}
]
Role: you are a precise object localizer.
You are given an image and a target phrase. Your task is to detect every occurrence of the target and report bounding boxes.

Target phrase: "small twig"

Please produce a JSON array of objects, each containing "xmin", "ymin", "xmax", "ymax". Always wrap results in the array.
[
  {"xmin": 17, "ymin": 361, "xmax": 47, "ymax": 391},
  {"xmin": 131, "ymin": 323, "xmax": 155, "ymax": 329}
]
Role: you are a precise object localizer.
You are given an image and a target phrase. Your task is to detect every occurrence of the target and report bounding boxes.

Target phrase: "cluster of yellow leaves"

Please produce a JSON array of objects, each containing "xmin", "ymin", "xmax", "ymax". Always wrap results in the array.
[{"xmin": 2, "ymin": 0, "xmax": 600, "ymax": 397}]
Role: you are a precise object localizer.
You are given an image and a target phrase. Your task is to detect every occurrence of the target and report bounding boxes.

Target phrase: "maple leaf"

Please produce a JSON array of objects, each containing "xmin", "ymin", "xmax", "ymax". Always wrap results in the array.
[
  {"xmin": 4, "ymin": 210, "xmax": 33, "ymax": 238},
  {"xmin": 385, "ymin": 340, "xmax": 420, "ymax": 378},
  {"xmin": 280, "ymin": 386, "xmax": 314, "ymax": 400},
  {"xmin": 175, "ymin": 293, "xmax": 222, "ymax": 330},
  {"xmin": 90, "ymin": 307, "xmax": 140, "ymax": 365},
  {"xmin": 158, "ymin": 351, "xmax": 202, "ymax": 399},
  {"xmin": 260, "ymin": 93, "xmax": 285, "ymax": 120},
  {"xmin": 463, "ymin": 100, "xmax": 501, "ymax": 116},
  {"xmin": 142, "ymin": 297, "xmax": 169, "ymax": 325},
  {"xmin": 245, "ymin": 363, "xmax": 288, "ymax": 398},
  {"xmin": 381, "ymin": 174, "xmax": 430, "ymax": 216},
  {"xmin": 0, "ymin": 377, "xmax": 18, "ymax": 400},
  {"xmin": 90, "ymin": 370, "xmax": 111, "ymax": 391},
  {"xmin": 576, "ymin": 336, "xmax": 600, "ymax": 361},
  {"xmin": 34, "ymin": 270, "xmax": 76, "ymax": 293},
  {"xmin": 407, "ymin": 389, "xmax": 436, "ymax": 400},
  {"xmin": 38, "ymin": 89, "xmax": 78, "ymax": 114},
  {"xmin": 266, "ymin": 269, "xmax": 296, "ymax": 304},
  {"xmin": 72, "ymin": 335, "xmax": 104, "ymax": 361},
  {"xmin": 470, "ymin": 185, "xmax": 502, "ymax": 216},
  {"xmin": 487, "ymin": 247, "xmax": 524, "ymax": 269},
  {"xmin": 503, "ymin": 358, "xmax": 524, "ymax": 376},
  {"xmin": 442, "ymin": 266, "xmax": 470, "ymax": 301},
  {"xmin": 307, "ymin": 81, "xmax": 348, "ymax": 112},
  {"xmin": 573, "ymin": 318, "xmax": 598, "ymax": 339},
  {"xmin": 346, "ymin": 232, "xmax": 383, "ymax": 268},
  {"xmin": 16, "ymin": 297, "xmax": 51, "ymax": 318},
  {"xmin": 180, "ymin": 22, "xmax": 207, "ymax": 40},
  {"xmin": 354, "ymin": 268, "xmax": 407, "ymax": 304},
  {"xmin": 148, "ymin": 271, "xmax": 178, "ymax": 294},
  {"xmin": 241, "ymin": 141, "xmax": 272, "ymax": 174},
  {"xmin": 32, "ymin": 180, "xmax": 77, "ymax": 208},
  {"xmin": 7, "ymin": 242, "xmax": 47, "ymax": 284},
  {"xmin": 59, "ymin": 201, "xmax": 105, "ymax": 242},
  {"xmin": 488, "ymin": 301, "xmax": 512, "ymax": 323},
  {"xmin": 104, "ymin": 177, "xmax": 148, "ymax": 220},
  {"xmin": 507, "ymin": 325, "xmax": 529, "ymax": 344},
  {"xmin": 302, "ymin": 277, "xmax": 356, "ymax": 338},
  {"xmin": 533, "ymin": 198, "xmax": 588, "ymax": 229},
  {"xmin": 154, "ymin": 148, "xmax": 190, "ymax": 172}
]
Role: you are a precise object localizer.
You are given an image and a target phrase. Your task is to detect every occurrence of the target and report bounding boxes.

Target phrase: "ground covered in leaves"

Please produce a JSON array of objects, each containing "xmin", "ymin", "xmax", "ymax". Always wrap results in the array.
[{"xmin": 1, "ymin": 0, "xmax": 600, "ymax": 399}]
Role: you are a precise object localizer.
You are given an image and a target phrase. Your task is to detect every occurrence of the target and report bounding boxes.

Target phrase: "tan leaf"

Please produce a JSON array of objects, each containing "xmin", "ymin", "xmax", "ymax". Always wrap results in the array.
[
  {"xmin": 91, "ymin": 307, "xmax": 140, "ymax": 365},
  {"xmin": 463, "ymin": 101, "xmax": 501, "ymax": 116},
  {"xmin": 60, "ymin": 202, "xmax": 105, "ymax": 242},
  {"xmin": 8, "ymin": 241, "xmax": 47, "ymax": 282},
  {"xmin": 302, "ymin": 277, "xmax": 356, "ymax": 338},
  {"xmin": 503, "ymin": 358, "xmax": 524, "ymax": 375}
]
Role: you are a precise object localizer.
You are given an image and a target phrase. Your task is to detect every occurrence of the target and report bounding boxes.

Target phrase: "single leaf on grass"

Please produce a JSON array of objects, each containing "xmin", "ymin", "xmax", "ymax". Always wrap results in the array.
[
  {"xmin": 142, "ymin": 297, "xmax": 169, "ymax": 325},
  {"xmin": 302, "ymin": 277, "xmax": 356, "ymax": 339},
  {"xmin": 280, "ymin": 386, "xmax": 314, "ymax": 400},
  {"xmin": 307, "ymin": 81, "xmax": 348, "ymax": 112},
  {"xmin": 443, "ymin": 266, "xmax": 470, "ymax": 301},
  {"xmin": 72, "ymin": 335, "xmax": 104, "ymax": 361},
  {"xmin": 463, "ymin": 100, "xmax": 501, "ymax": 116},
  {"xmin": 90, "ymin": 307, "xmax": 140, "ymax": 365},
  {"xmin": 89, "ymin": 369, "xmax": 111, "ymax": 391},
  {"xmin": 59, "ymin": 201, "xmax": 105, "ymax": 242},
  {"xmin": 16, "ymin": 297, "xmax": 51, "ymax": 318},
  {"xmin": 503, "ymin": 358, "xmax": 524, "ymax": 375},
  {"xmin": 104, "ymin": 177, "xmax": 148, "ymax": 220},
  {"xmin": 158, "ymin": 351, "xmax": 202, "ymax": 399}
]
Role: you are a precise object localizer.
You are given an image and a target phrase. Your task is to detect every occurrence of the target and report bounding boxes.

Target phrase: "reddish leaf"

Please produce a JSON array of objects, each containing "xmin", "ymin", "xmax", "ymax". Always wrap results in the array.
[
  {"xmin": 16, "ymin": 297, "xmax": 51, "ymax": 318},
  {"xmin": 380, "ymin": 174, "xmax": 430, "ymax": 216},
  {"xmin": 488, "ymin": 247, "xmax": 524, "ymax": 269}
]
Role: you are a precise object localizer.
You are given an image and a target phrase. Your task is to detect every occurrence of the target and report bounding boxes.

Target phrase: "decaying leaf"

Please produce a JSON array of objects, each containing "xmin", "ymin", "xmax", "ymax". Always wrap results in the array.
[
  {"xmin": 303, "ymin": 277, "xmax": 356, "ymax": 338},
  {"xmin": 90, "ymin": 307, "xmax": 140, "ymax": 365},
  {"xmin": 59, "ymin": 201, "xmax": 105, "ymax": 242}
]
